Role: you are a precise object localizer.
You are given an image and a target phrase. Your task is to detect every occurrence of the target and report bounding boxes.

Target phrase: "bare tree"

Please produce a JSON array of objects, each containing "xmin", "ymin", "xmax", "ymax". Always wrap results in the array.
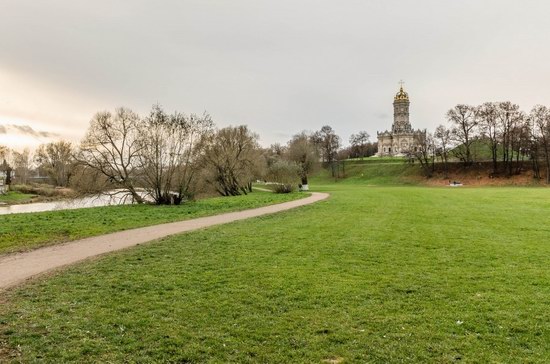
[
  {"xmin": 312, "ymin": 125, "xmax": 341, "ymax": 164},
  {"xmin": 434, "ymin": 124, "xmax": 452, "ymax": 177},
  {"xmin": 78, "ymin": 107, "xmax": 145, "ymax": 203},
  {"xmin": 0, "ymin": 146, "xmax": 13, "ymax": 186},
  {"xmin": 12, "ymin": 149, "xmax": 32, "ymax": 185},
  {"xmin": 447, "ymin": 104, "xmax": 478, "ymax": 165},
  {"xmin": 0, "ymin": 145, "xmax": 8, "ymax": 161},
  {"xmin": 262, "ymin": 143, "xmax": 287, "ymax": 170},
  {"xmin": 530, "ymin": 105, "xmax": 550, "ymax": 183},
  {"xmin": 172, "ymin": 113, "xmax": 215, "ymax": 202},
  {"xmin": 496, "ymin": 102, "xmax": 523, "ymax": 175},
  {"xmin": 286, "ymin": 131, "xmax": 319, "ymax": 188},
  {"xmin": 406, "ymin": 131, "xmax": 434, "ymax": 177},
  {"xmin": 349, "ymin": 131, "xmax": 370, "ymax": 159},
  {"xmin": 203, "ymin": 125, "xmax": 262, "ymax": 196},
  {"xmin": 35, "ymin": 140, "xmax": 74, "ymax": 187},
  {"xmin": 138, "ymin": 105, "xmax": 214, "ymax": 204},
  {"xmin": 478, "ymin": 102, "xmax": 500, "ymax": 174}
]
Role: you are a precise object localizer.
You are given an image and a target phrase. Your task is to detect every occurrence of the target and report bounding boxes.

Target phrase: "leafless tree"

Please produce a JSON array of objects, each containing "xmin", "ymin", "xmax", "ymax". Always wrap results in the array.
[
  {"xmin": 434, "ymin": 124, "xmax": 452, "ymax": 177},
  {"xmin": 478, "ymin": 102, "xmax": 500, "ymax": 174},
  {"xmin": 406, "ymin": 131, "xmax": 434, "ymax": 177},
  {"xmin": 0, "ymin": 146, "xmax": 13, "ymax": 185},
  {"xmin": 496, "ymin": 102, "xmax": 524, "ymax": 175},
  {"xmin": 78, "ymin": 107, "xmax": 145, "ymax": 203},
  {"xmin": 203, "ymin": 125, "xmax": 262, "ymax": 196},
  {"xmin": 286, "ymin": 131, "xmax": 320, "ymax": 187},
  {"xmin": 0, "ymin": 145, "xmax": 8, "ymax": 161},
  {"xmin": 447, "ymin": 104, "xmax": 478, "ymax": 165},
  {"xmin": 35, "ymin": 140, "xmax": 74, "ymax": 187},
  {"xmin": 138, "ymin": 105, "xmax": 214, "ymax": 204},
  {"xmin": 312, "ymin": 125, "xmax": 341, "ymax": 164},
  {"xmin": 530, "ymin": 105, "xmax": 550, "ymax": 183},
  {"xmin": 349, "ymin": 131, "xmax": 370, "ymax": 159},
  {"xmin": 12, "ymin": 149, "xmax": 32, "ymax": 185},
  {"xmin": 262, "ymin": 143, "xmax": 287, "ymax": 170}
]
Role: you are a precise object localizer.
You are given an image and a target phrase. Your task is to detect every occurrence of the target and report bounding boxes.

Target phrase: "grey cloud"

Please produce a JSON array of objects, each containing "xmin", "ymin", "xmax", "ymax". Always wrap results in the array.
[
  {"xmin": 1, "ymin": 1, "xmax": 550, "ymax": 147},
  {"xmin": 375, "ymin": 113, "xmax": 389, "ymax": 120},
  {"xmin": 0, "ymin": 124, "xmax": 59, "ymax": 138}
]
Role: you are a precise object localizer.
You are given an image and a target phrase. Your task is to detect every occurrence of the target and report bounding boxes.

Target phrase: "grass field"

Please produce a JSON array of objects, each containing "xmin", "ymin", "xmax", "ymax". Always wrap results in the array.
[
  {"xmin": 1, "ymin": 185, "xmax": 548, "ymax": 362},
  {"xmin": 0, "ymin": 191, "xmax": 305, "ymax": 255}
]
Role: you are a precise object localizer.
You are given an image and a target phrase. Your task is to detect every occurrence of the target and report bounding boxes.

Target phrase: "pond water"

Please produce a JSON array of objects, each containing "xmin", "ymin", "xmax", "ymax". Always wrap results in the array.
[{"xmin": 0, "ymin": 191, "xmax": 147, "ymax": 215}]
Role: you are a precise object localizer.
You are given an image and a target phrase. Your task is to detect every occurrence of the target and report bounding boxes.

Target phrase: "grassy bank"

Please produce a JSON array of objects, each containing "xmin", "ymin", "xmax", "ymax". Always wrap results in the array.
[
  {"xmin": 318, "ymin": 158, "xmax": 548, "ymax": 186},
  {"xmin": 313, "ymin": 160, "xmax": 421, "ymax": 185},
  {"xmin": 1, "ymin": 185, "xmax": 548, "ymax": 362},
  {"xmin": 0, "ymin": 191, "xmax": 37, "ymax": 205},
  {"xmin": 0, "ymin": 191, "xmax": 305, "ymax": 255}
]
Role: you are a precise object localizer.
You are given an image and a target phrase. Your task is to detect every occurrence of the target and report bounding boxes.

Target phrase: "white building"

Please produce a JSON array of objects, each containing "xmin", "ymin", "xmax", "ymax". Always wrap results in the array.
[{"xmin": 377, "ymin": 85, "xmax": 424, "ymax": 156}]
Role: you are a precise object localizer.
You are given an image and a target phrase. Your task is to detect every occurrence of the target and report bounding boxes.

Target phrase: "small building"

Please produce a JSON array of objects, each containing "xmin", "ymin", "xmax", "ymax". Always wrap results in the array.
[{"xmin": 377, "ymin": 84, "xmax": 425, "ymax": 156}]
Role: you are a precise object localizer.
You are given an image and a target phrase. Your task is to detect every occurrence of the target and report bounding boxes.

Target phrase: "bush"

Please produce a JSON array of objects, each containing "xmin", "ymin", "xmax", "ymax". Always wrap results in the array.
[{"xmin": 267, "ymin": 160, "xmax": 300, "ymax": 193}]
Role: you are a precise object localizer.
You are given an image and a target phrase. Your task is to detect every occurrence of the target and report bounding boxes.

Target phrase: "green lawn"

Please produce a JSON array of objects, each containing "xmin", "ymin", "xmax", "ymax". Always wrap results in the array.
[
  {"xmin": 0, "ymin": 191, "xmax": 36, "ymax": 205},
  {"xmin": 0, "ymin": 191, "xmax": 305, "ymax": 255},
  {"xmin": 1, "ymin": 185, "xmax": 549, "ymax": 362}
]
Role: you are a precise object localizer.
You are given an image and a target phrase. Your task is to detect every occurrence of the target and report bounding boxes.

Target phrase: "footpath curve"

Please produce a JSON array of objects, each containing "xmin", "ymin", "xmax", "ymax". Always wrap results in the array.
[{"xmin": 0, "ymin": 192, "xmax": 329, "ymax": 291}]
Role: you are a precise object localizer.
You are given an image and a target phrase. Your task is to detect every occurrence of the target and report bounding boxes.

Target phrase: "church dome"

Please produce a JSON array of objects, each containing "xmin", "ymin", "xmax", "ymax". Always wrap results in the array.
[{"xmin": 394, "ymin": 86, "xmax": 409, "ymax": 101}]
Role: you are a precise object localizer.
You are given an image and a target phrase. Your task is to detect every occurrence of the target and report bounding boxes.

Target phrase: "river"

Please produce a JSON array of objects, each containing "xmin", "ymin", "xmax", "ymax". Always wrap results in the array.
[{"xmin": 0, "ymin": 191, "xmax": 148, "ymax": 215}]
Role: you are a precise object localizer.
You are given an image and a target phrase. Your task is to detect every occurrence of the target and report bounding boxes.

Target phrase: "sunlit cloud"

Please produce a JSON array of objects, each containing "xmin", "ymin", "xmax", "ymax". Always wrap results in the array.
[{"xmin": 0, "ymin": 124, "xmax": 59, "ymax": 138}]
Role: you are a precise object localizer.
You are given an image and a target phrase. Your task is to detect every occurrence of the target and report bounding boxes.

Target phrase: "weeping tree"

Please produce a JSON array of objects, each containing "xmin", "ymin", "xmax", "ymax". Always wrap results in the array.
[
  {"xmin": 203, "ymin": 125, "xmax": 263, "ymax": 196},
  {"xmin": 286, "ymin": 131, "xmax": 319, "ymax": 188},
  {"xmin": 138, "ymin": 105, "xmax": 214, "ymax": 204},
  {"xmin": 35, "ymin": 141, "xmax": 74, "ymax": 187}
]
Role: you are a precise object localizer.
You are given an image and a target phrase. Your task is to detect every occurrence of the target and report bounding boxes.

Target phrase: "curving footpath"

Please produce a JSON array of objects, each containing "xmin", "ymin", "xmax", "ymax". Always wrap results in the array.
[{"xmin": 0, "ymin": 192, "xmax": 329, "ymax": 291}]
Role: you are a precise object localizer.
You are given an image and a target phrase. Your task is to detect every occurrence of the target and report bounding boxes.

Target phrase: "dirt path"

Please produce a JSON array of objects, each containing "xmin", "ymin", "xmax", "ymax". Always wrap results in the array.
[{"xmin": 0, "ymin": 192, "xmax": 329, "ymax": 291}]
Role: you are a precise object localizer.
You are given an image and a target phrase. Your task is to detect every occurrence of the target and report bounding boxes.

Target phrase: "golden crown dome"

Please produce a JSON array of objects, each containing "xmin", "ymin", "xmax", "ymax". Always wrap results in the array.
[{"xmin": 394, "ymin": 86, "xmax": 409, "ymax": 101}]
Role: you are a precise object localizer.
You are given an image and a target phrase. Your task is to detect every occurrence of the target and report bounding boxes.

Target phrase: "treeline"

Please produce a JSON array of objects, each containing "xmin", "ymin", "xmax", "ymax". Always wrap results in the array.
[
  {"xmin": 0, "ymin": 106, "xmax": 372, "ymax": 203},
  {"xmin": 408, "ymin": 102, "xmax": 550, "ymax": 183}
]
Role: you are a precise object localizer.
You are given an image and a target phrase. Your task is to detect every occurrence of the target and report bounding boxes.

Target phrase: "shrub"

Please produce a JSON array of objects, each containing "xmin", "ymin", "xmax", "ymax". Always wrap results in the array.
[{"xmin": 267, "ymin": 160, "xmax": 300, "ymax": 193}]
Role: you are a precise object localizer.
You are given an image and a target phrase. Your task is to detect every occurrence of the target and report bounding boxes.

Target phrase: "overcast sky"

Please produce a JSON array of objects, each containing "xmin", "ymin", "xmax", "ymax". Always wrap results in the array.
[{"xmin": 1, "ymin": 0, "xmax": 550, "ymax": 150}]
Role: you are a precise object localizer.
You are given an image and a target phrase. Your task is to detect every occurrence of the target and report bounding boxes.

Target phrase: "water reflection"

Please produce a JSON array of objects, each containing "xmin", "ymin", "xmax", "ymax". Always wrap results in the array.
[{"xmin": 0, "ymin": 191, "xmax": 149, "ymax": 215}]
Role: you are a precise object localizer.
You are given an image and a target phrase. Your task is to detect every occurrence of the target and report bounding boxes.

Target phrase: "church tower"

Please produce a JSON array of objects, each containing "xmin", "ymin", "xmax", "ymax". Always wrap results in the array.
[
  {"xmin": 376, "ymin": 81, "xmax": 424, "ymax": 156},
  {"xmin": 392, "ymin": 84, "xmax": 412, "ymax": 133}
]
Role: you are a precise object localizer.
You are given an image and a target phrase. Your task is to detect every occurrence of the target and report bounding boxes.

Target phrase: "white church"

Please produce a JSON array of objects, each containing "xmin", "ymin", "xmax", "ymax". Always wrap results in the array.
[{"xmin": 377, "ymin": 83, "xmax": 425, "ymax": 156}]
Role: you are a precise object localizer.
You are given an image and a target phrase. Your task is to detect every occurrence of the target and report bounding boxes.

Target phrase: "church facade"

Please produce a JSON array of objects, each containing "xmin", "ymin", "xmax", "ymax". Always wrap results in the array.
[{"xmin": 377, "ymin": 85, "xmax": 424, "ymax": 156}]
